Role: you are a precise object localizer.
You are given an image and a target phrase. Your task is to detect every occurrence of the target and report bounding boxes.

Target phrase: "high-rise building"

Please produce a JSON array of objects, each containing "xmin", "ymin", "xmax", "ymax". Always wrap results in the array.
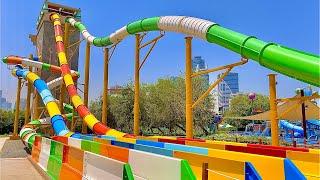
[
  {"xmin": 0, "ymin": 90, "xmax": 12, "ymax": 110},
  {"xmin": 216, "ymin": 72, "xmax": 239, "ymax": 113},
  {"xmin": 192, "ymin": 56, "xmax": 209, "ymax": 85},
  {"xmin": 16, "ymin": 98, "xmax": 27, "ymax": 110}
]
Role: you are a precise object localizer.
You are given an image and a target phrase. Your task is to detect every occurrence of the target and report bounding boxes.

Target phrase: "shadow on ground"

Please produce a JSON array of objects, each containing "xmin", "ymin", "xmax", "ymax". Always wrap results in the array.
[{"xmin": 0, "ymin": 139, "xmax": 29, "ymax": 158}]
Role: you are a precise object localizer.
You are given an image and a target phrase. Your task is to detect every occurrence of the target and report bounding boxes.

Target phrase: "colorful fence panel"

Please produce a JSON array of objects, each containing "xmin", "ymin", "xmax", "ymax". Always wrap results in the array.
[{"xmin": 30, "ymin": 137, "xmax": 134, "ymax": 180}]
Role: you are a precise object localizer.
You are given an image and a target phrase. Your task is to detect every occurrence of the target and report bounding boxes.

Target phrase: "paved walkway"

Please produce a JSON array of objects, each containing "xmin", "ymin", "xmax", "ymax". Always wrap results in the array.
[
  {"xmin": 0, "ymin": 138, "xmax": 28, "ymax": 158},
  {"xmin": 0, "ymin": 137, "xmax": 44, "ymax": 179},
  {"xmin": 0, "ymin": 137, "xmax": 8, "ymax": 153},
  {"xmin": 0, "ymin": 158, "xmax": 43, "ymax": 180}
]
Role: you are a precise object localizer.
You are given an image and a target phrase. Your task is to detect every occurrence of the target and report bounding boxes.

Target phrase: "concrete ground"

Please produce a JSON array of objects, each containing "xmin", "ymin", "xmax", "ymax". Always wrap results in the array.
[
  {"xmin": 0, "ymin": 137, "xmax": 7, "ymax": 153},
  {"xmin": 0, "ymin": 138, "xmax": 28, "ymax": 158},
  {"xmin": 0, "ymin": 137, "xmax": 44, "ymax": 180}
]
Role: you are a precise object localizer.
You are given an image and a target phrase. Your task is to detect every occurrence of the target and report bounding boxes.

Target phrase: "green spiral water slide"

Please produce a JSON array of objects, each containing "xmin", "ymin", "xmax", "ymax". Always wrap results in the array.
[{"xmin": 67, "ymin": 16, "xmax": 319, "ymax": 86}]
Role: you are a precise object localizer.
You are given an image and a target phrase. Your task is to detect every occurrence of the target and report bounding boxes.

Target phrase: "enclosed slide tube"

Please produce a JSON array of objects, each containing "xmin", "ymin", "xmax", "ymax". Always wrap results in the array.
[
  {"xmin": 67, "ymin": 16, "xmax": 320, "ymax": 87},
  {"xmin": 2, "ymin": 56, "xmax": 80, "ymax": 77},
  {"xmin": 2, "ymin": 55, "xmax": 78, "ymax": 113},
  {"xmin": 52, "ymin": 13, "xmax": 319, "ymax": 138},
  {"xmin": 51, "ymin": 14, "xmax": 130, "ymax": 137},
  {"xmin": 279, "ymin": 120, "xmax": 304, "ymax": 137},
  {"xmin": 11, "ymin": 66, "xmax": 78, "ymax": 148}
]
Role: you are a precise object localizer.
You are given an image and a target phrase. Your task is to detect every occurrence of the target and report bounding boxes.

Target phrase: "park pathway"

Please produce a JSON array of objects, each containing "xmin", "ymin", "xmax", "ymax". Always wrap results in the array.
[{"xmin": 0, "ymin": 137, "xmax": 43, "ymax": 180}]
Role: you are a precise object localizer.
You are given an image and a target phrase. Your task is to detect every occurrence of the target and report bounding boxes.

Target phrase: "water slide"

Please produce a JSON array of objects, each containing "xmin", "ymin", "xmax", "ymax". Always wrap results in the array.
[
  {"xmin": 2, "ymin": 56, "xmax": 79, "ymax": 147},
  {"xmin": 3, "ymin": 14, "xmax": 320, "ymax": 142},
  {"xmin": 67, "ymin": 16, "xmax": 319, "ymax": 86},
  {"xmin": 65, "ymin": 14, "xmax": 319, "ymax": 137},
  {"xmin": 279, "ymin": 120, "xmax": 304, "ymax": 136},
  {"xmin": 1, "ymin": 13, "xmax": 317, "ymax": 180},
  {"xmin": 12, "ymin": 66, "xmax": 72, "ymax": 148},
  {"xmin": 280, "ymin": 120, "xmax": 320, "ymax": 137}
]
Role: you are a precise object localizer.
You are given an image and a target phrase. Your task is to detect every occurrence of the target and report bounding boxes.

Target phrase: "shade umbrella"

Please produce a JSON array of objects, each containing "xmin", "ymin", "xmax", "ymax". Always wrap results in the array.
[{"xmin": 227, "ymin": 94, "xmax": 320, "ymax": 121}]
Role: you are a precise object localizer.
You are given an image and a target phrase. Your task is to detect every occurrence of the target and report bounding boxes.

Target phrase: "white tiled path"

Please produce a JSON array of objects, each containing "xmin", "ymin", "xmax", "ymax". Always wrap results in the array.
[
  {"xmin": 0, "ymin": 137, "xmax": 8, "ymax": 153},
  {"xmin": 0, "ymin": 137, "xmax": 43, "ymax": 180},
  {"xmin": 0, "ymin": 158, "xmax": 43, "ymax": 180}
]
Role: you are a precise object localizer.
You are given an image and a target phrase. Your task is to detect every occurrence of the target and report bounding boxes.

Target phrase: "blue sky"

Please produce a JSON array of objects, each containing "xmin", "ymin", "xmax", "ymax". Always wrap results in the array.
[{"xmin": 0, "ymin": 0, "xmax": 319, "ymax": 103}]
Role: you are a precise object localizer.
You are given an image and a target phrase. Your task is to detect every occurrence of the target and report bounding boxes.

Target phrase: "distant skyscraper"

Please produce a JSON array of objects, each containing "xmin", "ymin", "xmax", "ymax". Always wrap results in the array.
[
  {"xmin": 216, "ymin": 72, "xmax": 239, "ymax": 113},
  {"xmin": 192, "ymin": 56, "xmax": 209, "ymax": 85},
  {"xmin": 0, "ymin": 90, "xmax": 12, "ymax": 110},
  {"xmin": 18, "ymin": 98, "xmax": 27, "ymax": 110}
]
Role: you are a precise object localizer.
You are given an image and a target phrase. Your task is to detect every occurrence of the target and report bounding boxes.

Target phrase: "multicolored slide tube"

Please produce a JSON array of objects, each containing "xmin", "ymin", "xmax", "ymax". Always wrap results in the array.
[
  {"xmin": 67, "ymin": 16, "xmax": 320, "ymax": 87},
  {"xmin": 12, "ymin": 66, "xmax": 76, "ymax": 148},
  {"xmin": 51, "ymin": 13, "xmax": 130, "ymax": 138},
  {"xmin": 2, "ymin": 56, "xmax": 80, "ymax": 77}
]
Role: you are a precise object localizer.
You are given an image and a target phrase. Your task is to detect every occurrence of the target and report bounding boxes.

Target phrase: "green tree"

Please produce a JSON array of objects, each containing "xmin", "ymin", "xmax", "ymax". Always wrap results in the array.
[
  {"xmin": 0, "ymin": 109, "xmax": 25, "ymax": 135},
  {"xmin": 89, "ymin": 75, "xmax": 214, "ymax": 136},
  {"xmin": 224, "ymin": 93, "xmax": 270, "ymax": 130}
]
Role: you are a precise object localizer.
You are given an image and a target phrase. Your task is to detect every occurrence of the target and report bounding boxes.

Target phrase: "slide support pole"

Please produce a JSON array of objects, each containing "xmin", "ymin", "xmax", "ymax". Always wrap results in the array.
[
  {"xmin": 185, "ymin": 37, "xmax": 193, "ymax": 138},
  {"xmin": 33, "ymin": 85, "xmax": 40, "ymax": 119},
  {"xmin": 24, "ymin": 54, "xmax": 33, "ymax": 125},
  {"xmin": 134, "ymin": 34, "xmax": 141, "ymax": 136},
  {"xmin": 12, "ymin": 78, "xmax": 22, "ymax": 139},
  {"xmin": 268, "ymin": 74, "xmax": 279, "ymax": 146},
  {"xmin": 82, "ymin": 42, "xmax": 91, "ymax": 134},
  {"xmin": 300, "ymin": 90, "xmax": 307, "ymax": 144},
  {"xmin": 102, "ymin": 48, "xmax": 109, "ymax": 125},
  {"xmin": 71, "ymin": 78, "xmax": 78, "ymax": 131}
]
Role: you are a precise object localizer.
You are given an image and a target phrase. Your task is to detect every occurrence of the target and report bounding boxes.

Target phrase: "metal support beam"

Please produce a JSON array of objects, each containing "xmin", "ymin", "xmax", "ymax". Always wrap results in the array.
[
  {"xmin": 82, "ymin": 42, "xmax": 91, "ymax": 134},
  {"xmin": 139, "ymin": 33, "xmax": 163, "ymax": 70},
  {"xmin": 24, "ymin": 54, "xmax": 33, "ymax": 125},
  {"xmin": 268, "ymin": 74, "xmax": 279, "ymax": 146},
  {"xmin": 102, "ymin": 48, "xmax": 109, "ymax": 125},
  {"xmin": 32, "ymin": 55, "xmax": 42, "ymax": 119},
  {"xmin": 134, "ymin": 34, "xmax": 141, "ymax": 136},
  {"xmin": 300, "ymin": 90, "xmax": 307, "ymax": 141},
  {"xmin": 71, "ymin": 78, "xmax": 78, "ymax": 131},
  {"xmin": 185, "ymin": 36, "xmax": 193, "ymax": 138},
  {"xmin": 13, "ymin": 78, "xmax": 22, "ymax": 138},
  {"xmin": 33, "ymin": 89, "xmax": 41, "ymax": 119},
  {"xmin": 101, "ymin": 44, "xmax": 118, "ymax": 125},
  {"xmin": 133, "ymin": 33, "xmax": 163, "ymax": 135},
  {"xmin": 191, "ymin": 59, "xmax": 247, "ymax": 78},
  {"xmin": 186, "ymin": 52, "xmax": 246, "ymax": 137},
  {"xmin": 192, "ymin": 68, "xmax": 232, "ymax": 108},
  {"xmin": 202, "ymin": 163, "xmax": 209, "ymax": 180},
  {"xmin": 191, "ymin": 58, "xmax": 247, "ymax": 109}
]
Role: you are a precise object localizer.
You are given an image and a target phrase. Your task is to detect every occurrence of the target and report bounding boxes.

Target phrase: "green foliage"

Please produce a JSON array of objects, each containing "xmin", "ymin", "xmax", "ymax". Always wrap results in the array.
[
  {"xmin": 89, "ymin": 76, "xmax": 214, "ymax": 136},
  {"xmin": 205, "ymin": 133, "xmax": 272, "ymax": 144},
  {"xmin": 224, "ymin": 93, "xmax": 270, "ymax": 130},
  {"xmin": 0, "ymin": 109, "xmax": 25, "ymax": 135}
]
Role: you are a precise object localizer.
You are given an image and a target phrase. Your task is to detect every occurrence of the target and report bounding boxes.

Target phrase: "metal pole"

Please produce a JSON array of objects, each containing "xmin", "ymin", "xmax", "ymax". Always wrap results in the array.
[
  {"xmin": 33, "ymin": 88, "xmax": 40, "ymax": 119},
  {"xmin": 268, "ymin": 74, "xmax": 279, "ymax": 146},
  {"xmin": 33, "ymin": 55, "xmax": 42, "ymax": 119},
  {"xmin": 71, "ymin": 78, "xmax": 78, "ymax": 131},
  {"xmin": 300, "ymin": 90, "xmax": 307, "ymax": 143},
  {"xmin": 24, "ymin": 54, "xmax": 33, "ymax": 125},
  {"xmin": 202, "ymin": 163, "xmax": 209, "ymax": 180},
  {"xmin": 82, "ymin": 42, "xmax": 91, "ymax": 134},
  {"xmin": 13, "ymin": 78, "xmax": 22, "ymax": 137},
  {"xmin": 134, "ymin": 34, "xmax": 141, "ymax": 136},
  {"xmin": 102, "ymin": 48, "xmax": 109, "ymax": 125},
  {"xmin": 185, "ymin": 37, "xmax": 193, "ymax": 138}
]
